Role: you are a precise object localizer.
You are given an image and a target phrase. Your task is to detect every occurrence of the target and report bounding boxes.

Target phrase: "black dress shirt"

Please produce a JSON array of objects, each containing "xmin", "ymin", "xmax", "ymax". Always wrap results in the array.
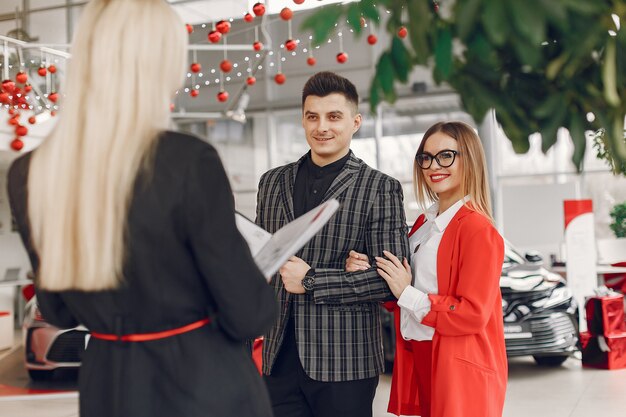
[{"xmin": 293, "ymin": 151, "xmax": 350, "ymax": 217}]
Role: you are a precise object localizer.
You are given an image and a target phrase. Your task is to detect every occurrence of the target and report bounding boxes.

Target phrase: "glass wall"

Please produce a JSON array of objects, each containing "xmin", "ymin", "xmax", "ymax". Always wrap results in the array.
[{"xmin": 493, "ymin": 120, "xmax": 626, "ymax": 260}]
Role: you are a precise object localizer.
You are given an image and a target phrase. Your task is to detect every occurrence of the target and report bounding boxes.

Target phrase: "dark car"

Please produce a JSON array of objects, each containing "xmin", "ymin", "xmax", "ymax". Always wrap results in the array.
[
  {"xmin": 380, "ymin": 241, "xmax": 580, "ymax": 369},
  {"xmin": 22, "ymin": 295, "xmax": 89, "ymax": 380},
  {"xmin": 500, "ymin": 243, "xmax": 579, "ymax": 365}
]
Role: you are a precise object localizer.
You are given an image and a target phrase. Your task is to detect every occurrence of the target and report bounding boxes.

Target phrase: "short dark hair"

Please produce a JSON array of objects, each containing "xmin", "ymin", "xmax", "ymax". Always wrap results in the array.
[{"xmin": 302, "ymin": 71, "xmax": 359, "ymax": 112}]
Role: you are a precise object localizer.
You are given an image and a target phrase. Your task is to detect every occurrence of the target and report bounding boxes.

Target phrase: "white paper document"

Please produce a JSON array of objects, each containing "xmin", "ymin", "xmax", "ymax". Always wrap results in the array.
[{"xmin": 235, "ymin": 199, "xmax": 340, "ymax": 281}]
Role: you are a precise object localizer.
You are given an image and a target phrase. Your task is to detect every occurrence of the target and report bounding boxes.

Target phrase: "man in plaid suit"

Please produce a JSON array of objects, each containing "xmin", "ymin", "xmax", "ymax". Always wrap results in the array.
[{"xmin": 256, "ymin": 71, "xmax": 410, "ymax": 417}]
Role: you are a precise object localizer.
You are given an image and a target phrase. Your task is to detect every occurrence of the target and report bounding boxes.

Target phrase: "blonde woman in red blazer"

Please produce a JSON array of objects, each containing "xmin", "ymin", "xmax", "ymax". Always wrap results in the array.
[{"xmin": 347, "ymin": 121, "xmax": 507, "ymax": 417}]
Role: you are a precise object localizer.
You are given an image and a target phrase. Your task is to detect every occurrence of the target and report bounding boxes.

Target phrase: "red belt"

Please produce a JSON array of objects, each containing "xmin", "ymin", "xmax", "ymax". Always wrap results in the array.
[{"xmin": 91, "ymin": 318, "xmax": 211, "ymax": 342}]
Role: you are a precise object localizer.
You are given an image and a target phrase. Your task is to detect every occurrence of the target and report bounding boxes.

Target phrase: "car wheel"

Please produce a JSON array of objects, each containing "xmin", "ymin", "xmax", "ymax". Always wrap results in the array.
[
  {"xmin": 28, "ymin": 369, "xmax": 54, "ymax": 380},
  {"xmin": 533, "ymin": 355, "xmax": 569, "ymax": 366}
]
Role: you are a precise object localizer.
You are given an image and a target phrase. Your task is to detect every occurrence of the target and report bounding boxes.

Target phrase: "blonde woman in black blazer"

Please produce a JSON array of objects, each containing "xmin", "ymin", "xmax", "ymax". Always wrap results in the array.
[{"xmin": 7, "ymin": 1, "xmax": 276, "ymax": 416}]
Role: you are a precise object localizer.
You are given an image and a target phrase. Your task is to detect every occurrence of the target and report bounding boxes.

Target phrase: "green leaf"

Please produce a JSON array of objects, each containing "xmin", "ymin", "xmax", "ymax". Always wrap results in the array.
[
  {"xmin": 369, "ymin": 77, "xmax": 381, "ymax": 115},
  {"xmin": 434, "ymin": 26, "xmax": 453, "ymax": 80},
  {"xmin": 546, "ymin": 53, "xmax": 569, "ymax": 80},
  {"xmin": 360, "ymin": 0, "xmax": 380, "ymax": 25},
  {"xmin": 391, "ymin": 37, "xmax": 412, "ymax": 83},
  {"xmin": 568, "ymin": 114, "xmax": 587, "ymax": 171},
  {"xmin": 533, "ymin": 94, "xmax": 564, "ymax": 119},
  {"xmin": 300, "ymin": 4, "xmax": 344, "ymax": 46},
  {"xmin": 511, "ymin": 36, "xmax": 541, "ymax": 68},
  {"xmin": 561, "ymin": 0, "xmax": 606, "ymax": 15},
  {"xmin": 346, "ymin": 4, "xmax": 363, "ymax": 36},
  {"xmin": 508, "ymin": 0, "xmax": 546, "ymax": 46},
  {"xmin": 498, "ymin": 112, "xmax": 531, "ymax": 154},
  {"xmin": 481, "ymin": 0, "xmax": 508, "ymax": 46},
  {"xmin": 538, "ymin": 0, "xmax": 568, "ymax": 29},
  {"xmin": 456, "ymin": 0, "xmax": 482, "ymax": 41},
  {"xmin": 539, "ymin": 103, "xmax": 567, "ymax": 152},
  {"xmin": 607, "ymin": 115, "xmax": 626, "ymax": 161},
  {"xmin": 407, "ymin": 0, "xmax": 432, "ymax": 64},
  {"xmin": 376, "ymin": 53, "xmax": 397, "ymax": 103},
  {"xmin": 465, "ymin": 32, "xmax": 500, "ymax": 69}
]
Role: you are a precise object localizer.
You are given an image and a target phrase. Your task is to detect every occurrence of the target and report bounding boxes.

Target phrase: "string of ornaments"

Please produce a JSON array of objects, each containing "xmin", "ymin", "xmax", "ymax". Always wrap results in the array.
[
  {"xmin": 179, "ymin": 0, "xmax": 443, "ymax": 106},
  {"xmin": 181, "ymin": 0, "xmax": 395, "ymax": 105},
  {"xmin": 2, "ymin": 41, "xmax": 61, "ymax": 152}
]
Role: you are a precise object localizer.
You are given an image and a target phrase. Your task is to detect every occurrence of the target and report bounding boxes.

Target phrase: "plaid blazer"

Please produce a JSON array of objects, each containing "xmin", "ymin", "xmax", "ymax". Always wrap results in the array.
[{"xmin": 256, "ymin": 151, "xmax": 410, "ymax": 382}]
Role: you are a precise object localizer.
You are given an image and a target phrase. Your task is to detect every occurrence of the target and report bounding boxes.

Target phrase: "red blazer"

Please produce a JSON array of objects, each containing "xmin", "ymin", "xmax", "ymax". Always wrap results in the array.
[{"xmin": 387, "ymin": 206, "xmax": 507, "ymax": 417}]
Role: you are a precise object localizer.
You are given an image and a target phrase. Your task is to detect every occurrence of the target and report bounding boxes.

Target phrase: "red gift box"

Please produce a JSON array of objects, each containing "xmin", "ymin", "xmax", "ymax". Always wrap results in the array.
[
  {"xmin": 580, "ymin": 330, "xmax": 626, "ymax": 370},
  {"xmin": 585, "ymin": 294, "xmax": 625, "ymax": 336}
]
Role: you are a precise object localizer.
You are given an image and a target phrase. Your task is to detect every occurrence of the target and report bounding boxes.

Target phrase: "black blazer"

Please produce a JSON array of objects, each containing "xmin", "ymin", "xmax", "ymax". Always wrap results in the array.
[
  {"xmin": 8, "ymin": 131, "xmax": 277, "ymax": 417},
  {"xmin": 257, "ymin": 151, "xmax": 410, "ymax": 382}
]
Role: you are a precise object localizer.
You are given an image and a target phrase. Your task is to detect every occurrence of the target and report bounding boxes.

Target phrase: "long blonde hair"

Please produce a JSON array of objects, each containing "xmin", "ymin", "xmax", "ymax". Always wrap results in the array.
[
  {"xmin": 413, "ymin": 121, "xmax": 493, "ymax": 222},
  {"xmin": 27, "ymin": 0, "xmax": 187, "ymax": 291}
]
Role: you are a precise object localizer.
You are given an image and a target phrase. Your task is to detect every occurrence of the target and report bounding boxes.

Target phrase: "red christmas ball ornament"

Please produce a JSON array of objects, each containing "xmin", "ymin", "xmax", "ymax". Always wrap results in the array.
[
  {"xmin": 37, "ymin": 66, "xmax": 47, "ymax": 77},
  {"xmin": 10, "ymin": 138, "xmax": 24, "ymax": 151},
  {"xmin": 15, "ymin": 125, "xmax": 28, "ymax": 137},
  {"xmin": 190, "ymin": 62, "xmax": 201, "ymax": 73},
  {"xmin": 252, "ymin": 2, "xmax": 265, "ymax": 16},
  {"xmin": 367, "ymin": 34, "xmax": 378, "ymax": 45},
  {"xmin": 2, "ymin": 79, "xmax": 15, "ymax": 93},
  {"xmin": 253, "ymin": 41, "xmax": 263, "ymax": 51},
  {"xmin": 285, "ymin": 39, "xmax": 297, "ymax": 51},
  {"xmin": 208, "ymin": 30, "xmax": 222, "ymax": 43},
  {"xmin": 280, "ymin": 7, "xmax": 293, "ymax": 21},
  {"xmin": 0, "ymin": 92, "xmax": 9, "ymax": 104},
  {"xmin": 217, "ymin": 90, "xmax": 229, "ymax": 102},
  {"xmin": 190, "ymin": 89, "xmax": 199, "ymax": 98},
  {"xmin": 246, "ymin": 76, "xmax": 256, "ymax": 86},
  {"xmin": 8, "ymin": 108, "xmax": 15, "ymax": 115},
  {"xmin": 336, "ymin": 52, "xmax": 348, "ymax": 64},
  {"xmin": 24, "ymin": 84, "xmax": 32, "ymax": 93},
  {"xmin": 16, "ymin": 72, "xmax": 28, "ymax": 84},
  {"xmin": 169, "ymin": 103, "xmax": 175, "ymax": 112},
  {"xmin": 186, "ymin": 23, "xmax": 193, "ymax": 34},
  {"xmin": 220, "ymin": 59, "xmax": 232, "ymax": 73},
  {"xmin": 48, "ymin": 92, "xmax": 59, "ymax": 103},
  {"xmin": 216, "ymin": 20, "xmax": 231, "ymax": 34},
  {"xmin": 398, "ymin": 26, "xmax": 408, "ymax": 38},
  {"xmin": 8, "ymin": 116, "xmax": 20, "ymax": 126},
  {"xmin": 306, "ymin": 56, "xmax": 316, "ymax": 66},
  {"xmin": 50, "ymin": 110, "xmax": 57, "ymax": 117},
  {"xmin": 274, "ymin": 72, "xmax": 286, "ymax": 85},
  {"xmin": 293, "ymin": 0, "xmax": 305, "ymax": 4},
  {"xmin": 28, "ymin": 116, "xmax": 37, "ymax": 125},
  {"xmin": 48, "ymin": 65, "xmax": 57, "ymax": 74},
  {"xmin": 244, "ymin": 13, "xmax": 254, "ymax": 23}
]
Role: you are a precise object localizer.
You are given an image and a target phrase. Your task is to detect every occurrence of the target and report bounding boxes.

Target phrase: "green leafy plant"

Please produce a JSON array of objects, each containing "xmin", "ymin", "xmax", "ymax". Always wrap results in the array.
[
  {"xmin": 609, "ymin": 201, "xmax": 626, "ymax": 238},
  {"xmin": 301, "ymin": 0, "xmax": 626, "ymax": 172},
  {"xmin": 593, "ymin": 128, "xmax": 626, "ymax": 175}
]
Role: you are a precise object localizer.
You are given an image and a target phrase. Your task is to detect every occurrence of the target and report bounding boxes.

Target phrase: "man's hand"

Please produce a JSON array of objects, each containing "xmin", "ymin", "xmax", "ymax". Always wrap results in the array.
[{"xmin": 279, "ymin": 256, "xmax": 311, "ymax": 294}]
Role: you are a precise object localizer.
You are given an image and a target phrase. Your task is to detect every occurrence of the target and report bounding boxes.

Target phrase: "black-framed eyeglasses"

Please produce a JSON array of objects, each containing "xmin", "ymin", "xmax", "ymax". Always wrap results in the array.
[{"xmin": 415, "ymin": 149, "xmax": 459, "ymax": 169}]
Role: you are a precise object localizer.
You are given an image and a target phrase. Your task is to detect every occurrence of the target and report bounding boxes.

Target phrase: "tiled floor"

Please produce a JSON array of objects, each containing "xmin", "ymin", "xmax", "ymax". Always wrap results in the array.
[{"xmin": 1, "ymin": 348, "xmax": 625, "ymax": 417}]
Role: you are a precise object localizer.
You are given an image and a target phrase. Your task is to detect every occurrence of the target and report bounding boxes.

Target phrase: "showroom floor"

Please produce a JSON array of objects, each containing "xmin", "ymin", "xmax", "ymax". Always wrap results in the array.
[{"xmin": 1, "ymin": 344, "xmax": 625, "ymax": 417}]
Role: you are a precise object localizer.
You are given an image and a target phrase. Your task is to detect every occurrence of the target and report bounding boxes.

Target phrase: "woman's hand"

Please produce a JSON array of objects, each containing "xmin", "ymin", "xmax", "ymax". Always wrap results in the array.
[
  {"xmin": 345, "ymin": 250, "xmax": 371, "ymax": 272},
  {"xmin": 375, "ymin": 250, "xmax": 412, "ymax": 299}
]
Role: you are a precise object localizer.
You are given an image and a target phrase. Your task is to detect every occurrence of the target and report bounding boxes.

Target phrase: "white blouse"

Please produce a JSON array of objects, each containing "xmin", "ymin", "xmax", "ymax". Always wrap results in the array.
[{"xmin": 397, "ymin": 197, "xmax": 468, "ymax": 341}]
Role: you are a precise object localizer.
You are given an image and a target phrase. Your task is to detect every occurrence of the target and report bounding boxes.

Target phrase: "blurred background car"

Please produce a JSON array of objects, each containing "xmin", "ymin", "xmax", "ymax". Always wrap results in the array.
[
  {"xmin": 500, "ymin": 242, "xmax": 580, "ymax": 366},
  {"xmin": 21, "ymin": 286, "xmax": 89, "ymax": 380},
  {"xmin": 379, "ymin": 241, "xmax": 580, "ymax": 370}
]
